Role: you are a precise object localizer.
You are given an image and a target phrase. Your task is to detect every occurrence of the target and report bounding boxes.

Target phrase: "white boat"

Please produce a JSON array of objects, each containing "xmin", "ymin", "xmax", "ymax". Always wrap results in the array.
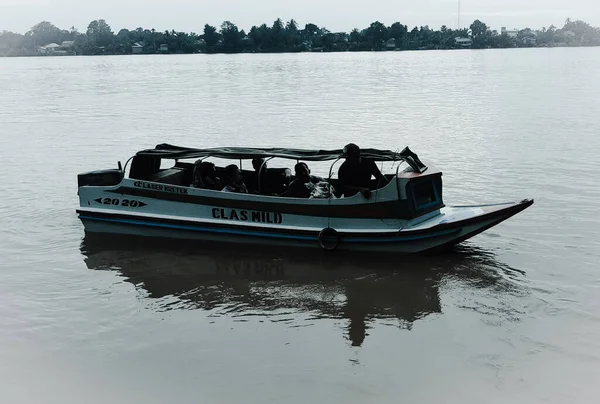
[{"xmin": 76, "ymin": 143, "xmax": 533, "ymax": 253}]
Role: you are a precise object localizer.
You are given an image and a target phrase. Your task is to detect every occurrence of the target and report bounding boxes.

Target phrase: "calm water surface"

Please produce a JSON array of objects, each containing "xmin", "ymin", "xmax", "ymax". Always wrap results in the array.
[{"xmin": 1, "ymin": 48, "xmax": 599, "ymax": 403}]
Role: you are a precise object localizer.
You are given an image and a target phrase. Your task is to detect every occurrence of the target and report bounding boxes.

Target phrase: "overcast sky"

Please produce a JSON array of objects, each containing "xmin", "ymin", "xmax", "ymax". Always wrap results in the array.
[{"xmin": 0, "ymin": 0, "xmax": 598, "ymax": 34}]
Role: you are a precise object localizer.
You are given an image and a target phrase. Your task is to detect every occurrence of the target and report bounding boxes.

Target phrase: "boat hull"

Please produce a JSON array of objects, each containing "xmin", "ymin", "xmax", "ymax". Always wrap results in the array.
[{"xmin": 77, "ymin": 199, "xmax": 533, "ymax": 253}]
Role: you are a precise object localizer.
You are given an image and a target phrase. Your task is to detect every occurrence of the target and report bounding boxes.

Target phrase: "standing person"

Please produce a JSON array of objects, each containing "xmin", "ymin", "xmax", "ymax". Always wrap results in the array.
[{"xmin": 338, "ymin": 143, "xmax": 388, "ymax": 198}]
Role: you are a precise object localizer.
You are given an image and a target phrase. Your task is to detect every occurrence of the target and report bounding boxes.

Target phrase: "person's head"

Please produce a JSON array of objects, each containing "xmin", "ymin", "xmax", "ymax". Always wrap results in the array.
[
  {"xmin": 252, "ymin": 158, "xmax": 266, "ymax": 172},
  {"xmin": 224, "ymin": 164, "xmax": 243, "ymax": 185},
  {"xmin": 294, "ymin": 162, "xmax": 310, "ymax": 181},
  {"xmin": 342, "ymin": 143, "xmax": 361, "ymax": 164},
  {"xmin": 199, "ymin": 161, "xmax": 216, "ymax": 178}
]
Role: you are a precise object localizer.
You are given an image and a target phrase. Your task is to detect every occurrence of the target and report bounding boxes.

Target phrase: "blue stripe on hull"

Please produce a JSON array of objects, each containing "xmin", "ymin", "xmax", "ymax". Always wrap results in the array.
[{"xmin": 79, "ymin": 215, "xmax": 461, "ymax": 244}]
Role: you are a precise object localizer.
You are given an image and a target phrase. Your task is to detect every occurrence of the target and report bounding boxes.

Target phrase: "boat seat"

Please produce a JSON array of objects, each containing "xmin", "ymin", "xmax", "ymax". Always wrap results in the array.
[
  {"xmin": 245, "ymin": 168, "xmax": 291, "ymax": 195},
  {"xmin": 129, "ymin": 155, "xmax": 161, "ymax": 180},
  {"xmin": 148, "ymin": 167, "xmax": 187, "ymax": 185},
  {"xmin": 174, "ymin": 161, "xmax": 195, "ymax": 186}
]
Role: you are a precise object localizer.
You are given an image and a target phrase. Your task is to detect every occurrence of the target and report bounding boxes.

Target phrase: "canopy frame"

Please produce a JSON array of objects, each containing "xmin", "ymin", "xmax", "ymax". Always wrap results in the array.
[{"xmin": 135, "ymin": 143, "xmax": 428, "ymax": 173}]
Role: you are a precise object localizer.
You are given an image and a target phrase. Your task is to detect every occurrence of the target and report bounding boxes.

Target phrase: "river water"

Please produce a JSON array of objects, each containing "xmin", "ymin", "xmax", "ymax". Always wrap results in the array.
[{"xmin": 1, "ymin": 48, "xmax": 599, "ymax": 403}]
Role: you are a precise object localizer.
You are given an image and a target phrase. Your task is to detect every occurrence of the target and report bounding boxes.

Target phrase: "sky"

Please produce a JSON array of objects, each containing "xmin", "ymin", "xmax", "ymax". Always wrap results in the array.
[{"xmin": 0, "ymin": 0, "xmax": 598, "ymax": 34}]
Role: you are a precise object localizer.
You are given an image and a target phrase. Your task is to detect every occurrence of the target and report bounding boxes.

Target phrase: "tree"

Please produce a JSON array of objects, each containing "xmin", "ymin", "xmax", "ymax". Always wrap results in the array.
[
  {"xmin": 28, "ymin": 21, "xmax": 63, "ymax": 46},
  {"xmin": 388, "ymin": 22, "xmax": 407, "ymax": 48},
  {"xmin": 0, "ymin": 31, "xmax": 27, "ymax": 55},
  {"xmin": 285, "ymin": 19, "xmax": 301, "ymax": 49},
  {"xmin": 303, "ymin": 23, "xmax": 320, "ymax": 45},
  {"xmin": 563, "ymin": 19, "xmax": 600, "ymax": 45},
  {"xmin": 203, "ymin": 24, "xmax": 220, "ymax": 53},
  {"xmin": 536, "ymin": 25, "xmax": 556, "ymax": 46},
  {"xmin": 403, "ymin": 26, "xmax": 420, "ymax": 49},
  {"xmin": 248, "ymin": 24, "xmax": 272, "ymax": 51},
  {"xmin": 490, "ymin": 32, "xmax": 512, "ymax": 48},
  {"xmin": 86, "ymin": 19, "xmax": 114, "ymax": 49},
  {"xmin": 114, "ymin": 29, "xmax": 132, "ymax": 54},
  {"xmin": 419, "ymin": 25, "xmax": 434, "ymax": 48},
  {"xmin": 470, "ymin": 19, "xmax": 488, "ymax": 38},
  {"xmin": 365, "ymin": 21, "xmax": 388, "ymax": 49},
  {"xmin": 220, "ymin": 21, "xmax": 243, "ymax": 53},
  {"xmin": 469, "ymin": 19, "xmax": 490, "ymax": 48},
  {"xmin": 271, "ymin": 18, "xmax": 285, "ymax": 51},
  {"xmin": 286, "ymin": 19, "xmax": 298, "ymax": 33}
]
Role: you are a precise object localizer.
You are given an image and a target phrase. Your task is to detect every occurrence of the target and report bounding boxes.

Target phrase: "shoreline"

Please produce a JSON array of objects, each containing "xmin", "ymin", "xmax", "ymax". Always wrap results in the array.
[
  {"xmin": 2, "ymin": 18, "xmax": 598, "ymax": 58},
  {"xmin": 2, "ymin": 44, "xmax": 598, "ymax": 58}
]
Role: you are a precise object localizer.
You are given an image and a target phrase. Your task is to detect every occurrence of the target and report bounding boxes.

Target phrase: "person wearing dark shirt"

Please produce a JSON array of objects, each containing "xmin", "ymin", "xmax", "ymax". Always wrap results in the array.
[
  {"xmin": 246, "ymin": 158, "xmax": 266, "ymax": 194},
  {"xmin": 286, "ymin": 163, "xmax": 324, "ymax": 198},
  {"xmin": 192, "ymin": 161, "xmax": 222, "ymax": 190},
  {"xmin": 338, "ymin": 143, "xmax": 388, "ymax": 198}
]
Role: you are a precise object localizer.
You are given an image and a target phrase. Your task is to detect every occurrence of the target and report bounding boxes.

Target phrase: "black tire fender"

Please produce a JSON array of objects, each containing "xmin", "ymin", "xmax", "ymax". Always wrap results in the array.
[{"xmin": 318, "ymin": 227, "xmax": 340, "ymax": 251}]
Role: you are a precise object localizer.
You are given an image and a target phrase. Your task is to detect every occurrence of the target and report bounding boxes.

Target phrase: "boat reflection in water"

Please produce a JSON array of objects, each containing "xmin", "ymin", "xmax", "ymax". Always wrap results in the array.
[{"xmin": 80, "ymin": 233, "xmax": 522, "ymax": 347}]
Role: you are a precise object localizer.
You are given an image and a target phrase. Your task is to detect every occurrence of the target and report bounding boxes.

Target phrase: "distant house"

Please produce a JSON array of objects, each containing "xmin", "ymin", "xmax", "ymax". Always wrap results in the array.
[
  {"xmin": 60, "ymin": 41, "xmax": 75, "ymax": 49},
  {"xmin": 501, "ymin": 27, "xmax": 519, "ymax": 38},
  {"xmin": 44, "ymin": 43, "xmax": 61, "ymax": 51},
  {"xmin": 519, "ymin": 29, "xmax": 537, "ymax": 45},
  {"xmin": 385, "ymin": 38, "xmax": 396, "ymax": 50},
  {"xmin": 158, "ymin": 43, "xmax": 168, "ymax": 53},
  {"xmin": 454, "ymin": 37, "xmax": 473, "ymax": 47},
  {"xmin": 34, "ymin": 43, "xmax": 61, "ymax": 55},
  {"xmin": 36, "ymin": 43, "xmax": 71, "ymax": 56},
  {"xmin": 132, "ymin": 42, "xmax": 144, "ymax": 54}
]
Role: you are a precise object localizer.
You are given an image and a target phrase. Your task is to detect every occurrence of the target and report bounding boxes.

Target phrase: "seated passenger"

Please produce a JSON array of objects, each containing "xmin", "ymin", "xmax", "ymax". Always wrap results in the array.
[
  {"xmin": 250, "ymin": 157, "xmax": 291, "ymax": 195},
  {"xmin": 222, "ymin": 164, "xmax": 249, "ymax": 193},
  {"xmin": 192, "ymin": 161, "xmax": 222, "ymax": 190},
  {"xmin": 338, "ymin": 143, "xmax": 388, "ymax": 198},
  {"xmin": 252, "ymin": 158, "xmax": 267, "ymax": 173},
  {"xmin": 286, "ymin": 163, "xmax": 324, "ymax": 198},
  {"xmin": 248, "ymin": 157, "xmax": 268, "ymax": 194}
]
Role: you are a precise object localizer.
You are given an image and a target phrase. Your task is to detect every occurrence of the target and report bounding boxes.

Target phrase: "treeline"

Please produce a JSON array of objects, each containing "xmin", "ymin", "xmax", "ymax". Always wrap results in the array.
[{"xmin": 1, "ymin": 18, "xmax": 599, "ymax": 56}]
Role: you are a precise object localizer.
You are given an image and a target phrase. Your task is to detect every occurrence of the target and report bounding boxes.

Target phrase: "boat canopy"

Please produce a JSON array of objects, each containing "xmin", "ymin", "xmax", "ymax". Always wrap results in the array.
[{"xmin": 136, "ymin": 143, "xmax": 428, "ymax": 173}]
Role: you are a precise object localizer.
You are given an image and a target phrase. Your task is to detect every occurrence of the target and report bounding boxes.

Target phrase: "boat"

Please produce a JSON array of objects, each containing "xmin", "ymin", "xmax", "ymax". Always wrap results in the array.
[{"xmin": 76, "ymin": 143, "xmax": 533, "ymax": 253}]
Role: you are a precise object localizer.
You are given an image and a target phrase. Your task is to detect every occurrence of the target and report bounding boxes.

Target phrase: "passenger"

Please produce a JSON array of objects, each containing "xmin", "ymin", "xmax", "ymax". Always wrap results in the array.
[
  {"xmin": 192, "ymin": 161, "xmax": 221, "ymax": 190},
  {"xmin": 250, "ymin": 157, "xmax": 291, "ymax": 195},
  {"xmin": 222, "ymin": 164, "xmax": 249, "ymax": 193},
  {"xmin": 191, "ymin": 160, "xmax": 205, "ymax": 188},
  {"xmin": 252, "ymin": 158, "xmax": 267, "ymax": 173},
  {"xmin": 338, "ymin": 143, "xmax": 388, "ymax": 198},
  {"xmin": 249, "ymin": 158, "xmax": 267, "ymax": 194},
  {"xmin": 286, "ymin": 163, "xmax": 324, "ymax": 198}
]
